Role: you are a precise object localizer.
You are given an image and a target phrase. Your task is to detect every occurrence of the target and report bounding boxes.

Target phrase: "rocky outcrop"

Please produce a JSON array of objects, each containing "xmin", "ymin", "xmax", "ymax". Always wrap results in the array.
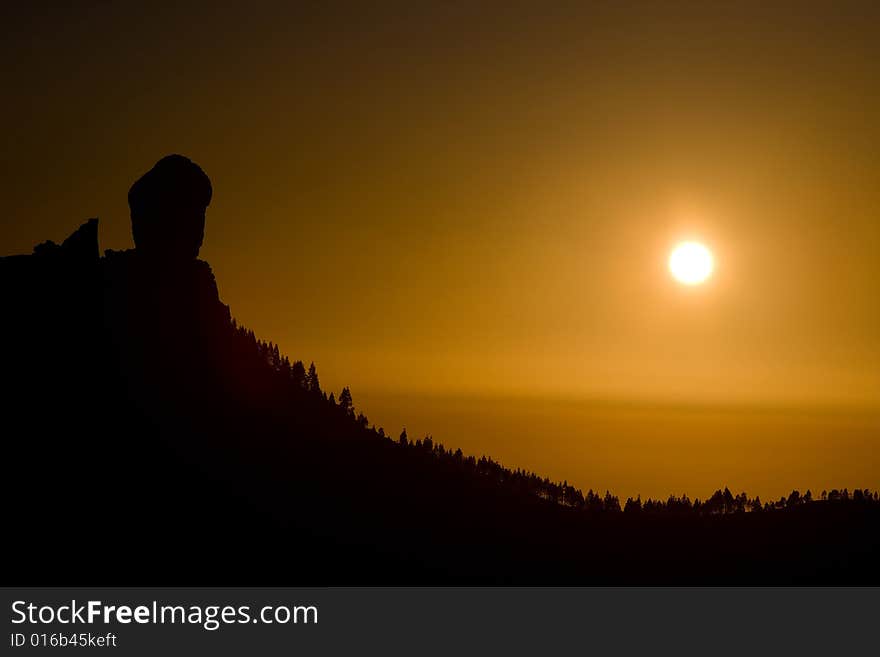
[
  {"xmin": 61, "ymin": 217, "xmax": 99, "ymax": 260},
  {"xmin": 29, "ymin": 218, "xmax": 100, "ymax": 261},
  {"xmin": 1, "ymin": 155, "xmax": 225, "ymax": 434},
  {"xmin": 128, "ymin": 154, "xmax": 212, "ymax": 261}
]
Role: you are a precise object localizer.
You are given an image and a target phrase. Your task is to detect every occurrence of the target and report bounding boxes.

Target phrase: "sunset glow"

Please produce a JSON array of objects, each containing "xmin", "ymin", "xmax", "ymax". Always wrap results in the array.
[{"xmin": 2, "ymin": 3, "xmax": 879, "ymax": 504}]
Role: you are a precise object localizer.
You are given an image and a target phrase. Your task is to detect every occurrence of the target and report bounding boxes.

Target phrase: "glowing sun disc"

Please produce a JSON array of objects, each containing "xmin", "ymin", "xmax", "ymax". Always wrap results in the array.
[{"xmin": 669, "ymin": 241, "xmax": 714, "ymax": 285}]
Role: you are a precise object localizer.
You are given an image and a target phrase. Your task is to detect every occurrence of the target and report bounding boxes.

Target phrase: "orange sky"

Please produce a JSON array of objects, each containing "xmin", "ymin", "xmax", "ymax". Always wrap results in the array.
[{"xmin": 3, "ymin": 2, "xmax": 879, "ymax": 410}]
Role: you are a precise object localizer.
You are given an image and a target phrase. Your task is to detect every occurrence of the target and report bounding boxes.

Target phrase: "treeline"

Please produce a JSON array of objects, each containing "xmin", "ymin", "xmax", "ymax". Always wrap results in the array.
[
  {"xmin": 394, "ymin": 431, "xmax": 880, "ymax": 516},
  {"xmin": 232, "ymin": 321, "xmax": 370, "ymax": 429},
  {"xmin": 622, "ymin": 486, "xmax": 880, "ymax": 515},
  {"xmin": 234, "ymin": 321, "xmax": 879, "ymax": 518}
]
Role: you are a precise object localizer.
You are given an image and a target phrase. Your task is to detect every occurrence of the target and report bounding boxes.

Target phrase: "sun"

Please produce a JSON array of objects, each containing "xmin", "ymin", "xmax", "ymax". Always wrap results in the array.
[{"xmin": 669, "ymin": 241, "xmax": 714, "ymax": 285}]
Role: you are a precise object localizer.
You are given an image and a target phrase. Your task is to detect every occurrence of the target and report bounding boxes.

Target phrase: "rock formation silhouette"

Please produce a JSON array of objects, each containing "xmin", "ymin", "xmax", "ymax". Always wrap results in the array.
[
  {"xmin": 105, "ymin": 155, "xmax": 229, "ymax": 415},
  {"xmin": 128, "ymin": 154, "xmax": 212, "ymax": 261}
]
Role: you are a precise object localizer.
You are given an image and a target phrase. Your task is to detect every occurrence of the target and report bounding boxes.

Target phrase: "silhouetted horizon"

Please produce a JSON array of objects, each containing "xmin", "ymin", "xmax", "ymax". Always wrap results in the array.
[{"xmin": 2, "ymin": 155, "xmax": 879, "ymax": 585}]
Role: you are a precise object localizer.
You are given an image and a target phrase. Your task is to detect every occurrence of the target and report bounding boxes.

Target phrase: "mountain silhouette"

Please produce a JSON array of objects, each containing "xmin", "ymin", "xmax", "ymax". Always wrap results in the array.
[{"xmin": 2, "ymin": 155, "xmax": 878, "ymax": 585}]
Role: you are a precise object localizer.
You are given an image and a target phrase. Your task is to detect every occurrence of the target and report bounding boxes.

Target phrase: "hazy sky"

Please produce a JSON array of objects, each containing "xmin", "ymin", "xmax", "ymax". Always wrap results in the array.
[{"xmin": 3, "ymin": 1, "xmax": 879, "ymax": 407}]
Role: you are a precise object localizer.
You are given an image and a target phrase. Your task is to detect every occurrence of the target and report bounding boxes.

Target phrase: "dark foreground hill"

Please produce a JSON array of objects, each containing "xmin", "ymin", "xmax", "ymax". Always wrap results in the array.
[{"xmin": 3, "ymin": 218, "xmax": 879, "ymax": 585}]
